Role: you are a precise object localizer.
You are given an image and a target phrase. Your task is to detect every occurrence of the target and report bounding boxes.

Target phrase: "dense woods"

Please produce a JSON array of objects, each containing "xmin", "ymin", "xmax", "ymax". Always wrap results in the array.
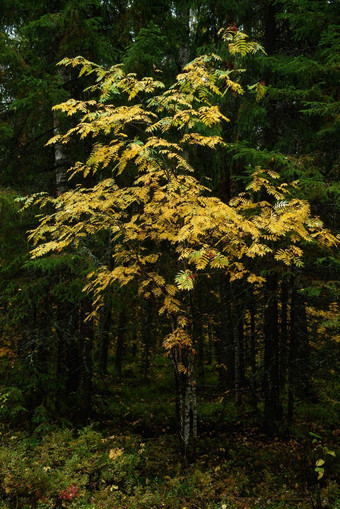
[{"xmin": 0, "ymin": 1, "xmax": 339, "ymax": 508}]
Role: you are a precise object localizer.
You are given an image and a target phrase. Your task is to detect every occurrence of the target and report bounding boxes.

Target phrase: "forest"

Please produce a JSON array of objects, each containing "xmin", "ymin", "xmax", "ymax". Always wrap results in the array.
[{"xmin": 0, "ymin": 1, "xmax": 339, "ymax": 508}]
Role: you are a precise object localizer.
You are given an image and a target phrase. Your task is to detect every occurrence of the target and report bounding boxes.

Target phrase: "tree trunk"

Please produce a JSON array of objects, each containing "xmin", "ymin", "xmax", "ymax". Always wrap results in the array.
[
  {"xmin": 263, "ymin": 273, "xmax": 282, "ymax": 426},
  {"xmin": 234, "ymin": 308, "xmax": 245, "ymax": 406},
  {"xmin": 248, "ymin": 289, "xmax": 258, "ymax": 409},
  {"xmin": 290, "ymin": 280, "xmax": 317, "ymax": 402},
  {"xmin": 215, "ymin": 275, "xmax": 234, "ymax": 388},
  {"xmin": 115, "ymin": 308, "xmax": 126, "ymax": 376},
  {"xmin": 173, "ymin": 347, "xmax": 197, "ymax": 466},
  {"xmin": 207, "ymin": 321, "xmax": 213, "ymax": 365},
  {"xmin": 98, "ymin": 302, "xmax": 112, "ymax": 375},
  {"xmin": 177, "ymin": 4, "xmax": 191, "ymax": 69},
  {"xmin": 53, "ymin": 109, "xmax": 69, "ymax": 195},
  {"xmin": 141, "ymin": 300, "xmax": 153, "ymax": 382},
  {"xmin": 279, "ymin": 281, "xmax": 289, "ymax": 388},
  {"xmin": 264, "ymin": 0, "xmax": 277, "ymax": 55},
  {"xmin": 78, "ymin": 302, "xmax": 93, "ymax": 420},
  {"xmin": 58, "ymin": 307, "xmax": 81, "ymax": 399},
  {"xmin": 191, "ymin": 293, "xmax": 204, "ymax": 380},
  {"xmin": 249, "ymin": 288, "xmax": 256, "ymax": 374}
]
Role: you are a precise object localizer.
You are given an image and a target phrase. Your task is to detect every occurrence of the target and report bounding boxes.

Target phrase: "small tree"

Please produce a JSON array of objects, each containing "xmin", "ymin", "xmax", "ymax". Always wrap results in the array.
[{"xmin": 26, "ymin": 28, "xmax": 337, "ymax": 462}]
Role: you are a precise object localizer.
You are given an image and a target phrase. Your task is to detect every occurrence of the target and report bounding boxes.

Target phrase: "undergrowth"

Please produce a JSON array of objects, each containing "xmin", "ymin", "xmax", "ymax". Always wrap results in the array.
[{"xmin": 0, "ymin": 360, "xmax": 338, "ymax": 508}]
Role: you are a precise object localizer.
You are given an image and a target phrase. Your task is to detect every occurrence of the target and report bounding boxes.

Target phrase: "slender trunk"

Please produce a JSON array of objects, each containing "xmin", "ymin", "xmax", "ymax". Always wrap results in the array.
[
  {"xmin": 249, "ymin": 289, "xmax": 258, "ymax": 409},
  {"xmin": 141, "ymin": 300, "xmax": 153, "ymax": 382},
  {"xmin": 264, "ymin": 274, "xmax": 282, "ymax": 426},
  {"xmin": 264, "ymin": 1, "xmax": 277, "ymax": 55},
  {"xmin": 207, "ymin": 322, "xmax": 213, "ymax": 365},
  {"xmin": 78, "ymin": 302, "xmax": 93, "ymax": 420},
  {"xmin": 290, "ymin": 280, "xmax": 317, "ymax": 402},
  {"xmin": 232, "ymin": 281, "xmax": 248, "ymax": 403},
  {"xmin": 173, "ymin": 347, "xmax": 197, "ymax": 466},
  {"xmin": 191, "ymin": 293, "xmax": 204, "ymax": 380},
  {"xmin": 279, "ymin": 281, "xmax": 289, "ymax": 388},
  {"xmin": 98, "ymin": 302, "xmax": 112, "ymax": 375},
  {"xmin": 115, "ymin": 309, "xmax": 126, "ymax": 375},
  {"xmin": 234, "ymin": 311, "xmax": 245, "ymax": 406},
  {"xmin": 215, "ymin": 274, "xmax": 234, "ymax": 388},
  {"xmin": 53, "ymin": 110, "xmax": 69, "ymax": 195},
  {"xmin": 287, "ymin": 293, "xmax": 295, "ymax": 423},
  {"xmin": 249, "ymin": 289, "xmax": 256, "ymax": 374},
  {"xmin": 99, "ymin": 232, "xmax": 114, "ymax": 374},
  {"xmin": 59, "ymin": 307, "xmax": 81, "ymax": 398},
  {"xmin": 287, "ymin": 347, "xmax": 294, "ymax": 423},
  {"xmin": 177, "ymin": 5, "xmax": 191, "ymax": 70},
  {"xmin": 263, "ymin": 1, "xmax": 279, "ymax": 150}
]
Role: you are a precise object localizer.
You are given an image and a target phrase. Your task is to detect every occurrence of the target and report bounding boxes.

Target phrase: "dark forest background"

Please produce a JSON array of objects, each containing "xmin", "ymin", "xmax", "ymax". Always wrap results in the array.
[{"xmin": 0, "ymin": 1, "xmax": 339, "ymax": 508}]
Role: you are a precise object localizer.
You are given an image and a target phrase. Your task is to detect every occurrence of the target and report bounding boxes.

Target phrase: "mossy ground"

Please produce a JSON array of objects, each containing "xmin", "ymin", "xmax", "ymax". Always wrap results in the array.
[{"xmin": 0, "ymin": 358, "xmax": 339, "ymax": 508}]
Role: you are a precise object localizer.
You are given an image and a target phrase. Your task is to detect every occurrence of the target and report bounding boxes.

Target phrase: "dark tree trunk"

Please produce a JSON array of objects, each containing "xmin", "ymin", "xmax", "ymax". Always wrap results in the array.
[
  {"xmin": 98, "ymin": 302, "xmax": 112, "ymax": 375},
  {"xmin": 264, "ymin": 0, "xmax": 277, "ymax": 55},
  {"xmin": 59, "ymin": 308, "xmax": 81, "ymax": 399},
  {"xmin": 249, "ymin": 288, "xmax": 256, "ymax": 375},
  {"xmin": 234, "ymin": 306, "xmax": 245, "ymax": 406},
  {"xmin": 191, "ymin": 293, "xmax": 204, "ymax": 380},
  {"xmin": 215, "ymin": 274, "xmax": 234, "ymax": 388},
  {"xmin": 290, "ymin": 280, "xmax": 317, "ymax": 403},
  {"xmin": 207, "ymin": 321, "xmax": 213, "ymax": 365},
  {"xmin": 78, "ymin": 302, "xmax": 93, "ymax": 420},
  {"xmin": 263, "ymin": 273, "xmax": 283, "ymax": 425},
  {"xmin": 177, "ymin": 4, "xmax": 191, "ymax": 69},
  {"xmin": 141, "ymin": 300, "xmax": 153, "ymax": 382},
  {"xmin": 279, "ymin": 281, "xmax": 289, "ymax": 388},
  {"xmin": 248, "ymin": 289, "xmax": 258, "ymax": 409},
  {"xmin": 115, "ymin": 308, "xmax": 126, "ymax": 376}
]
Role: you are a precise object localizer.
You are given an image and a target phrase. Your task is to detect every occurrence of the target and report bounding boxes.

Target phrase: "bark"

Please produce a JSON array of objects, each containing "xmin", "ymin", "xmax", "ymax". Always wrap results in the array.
[
  {"xmin": 263, "ymin": 273, "xmax": 283, "ymax": 425},
  {"xmin": 56, "ymin": 306, "xmax": 81, "ymax": 398},
  {"xmin": 249, "ymin": 288, "xmax": 256, "ymax": 375},
  {"xmin": 115, "ymin": 309, "xmax": 126, "ymax": 376},
  {"xmin": 207, "ymin": 322, "xmax": 213, "ymax": 365},
  {"xmin": 78, "ymin": 302, "xmax": 93, "ymax": 420},
  {"xmin": 98, "ymin": 303, "xmax": 112, "ymax": 375},
  {"xmin": 173, "ymin": 347, "xmax": 197, "ymax": 466},
  {"xmin": 215, "ymin": 274, "xmax": 234, "ymax": 388},
  {"xmin": 248, "ymin": 289, "xmax": 258, "ymax": 409},
  {"xmin": 263, "ymin": 0, "xmax": 279, "ymax": 150},
  {"xmin": 264, "ymin": 1, "xmax": 277, "ymax": 55},
  {"xmin": 234, "ymin": 311, "xmax": 245, "ymax": 406},
  {"xmin": 287, "ymin": 324, "xmax": 294, "ymax": 423},
  {"xmin": 99, "ymin": 234, "xmax": 114, "ymax": 374},
  {"xmin": 53, "ymin": 110, "xmax": 69, "ymax": 195},
  {"xmin": 233, "ymin": 283, "xmax": 246, "ymax": 404},
  {"xmin": 141, "ymin": 300, "xmax": 153, "ymax": 382},
  {"xmin": 191, "ymin": 293, "xmax": 204, "ymax": 380},
  {"xmin": 290, "ymin": 280, "xmax": 317, "ymax": 403},
  {"xmin": 279, "ymin": 281, "xmax": 289, "ymax": 388},
  {"xmin": 177, "ymin": 4, "xmax": 191, "ymax": 69}
]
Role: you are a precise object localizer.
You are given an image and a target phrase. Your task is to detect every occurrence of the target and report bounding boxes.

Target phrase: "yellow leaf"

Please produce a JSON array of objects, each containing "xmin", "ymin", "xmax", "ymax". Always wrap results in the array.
[{"xmin": 109, "ymin": 448, "xmax": 123, "ymax": 460}]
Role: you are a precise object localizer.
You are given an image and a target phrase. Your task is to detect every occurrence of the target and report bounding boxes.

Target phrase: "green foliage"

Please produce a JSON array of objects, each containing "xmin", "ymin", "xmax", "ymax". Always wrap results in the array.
[
  {"xmin": 123, "ymin": 23, "xmax": 167, "ymax": 76},
  {"xmin": 0, "ymin": 387, "xmax": 26, "ymax": 421},
  {"xmin": 309, "ymin": 433, "xmax": 337, "ymax": 481},
  {"xmin": 0, "ymin": 417, "xmax": 338, "ymax": 508}
]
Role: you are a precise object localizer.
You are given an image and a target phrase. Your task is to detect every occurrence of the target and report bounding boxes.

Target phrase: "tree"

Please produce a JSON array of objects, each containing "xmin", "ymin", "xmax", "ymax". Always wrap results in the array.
[{"xmin": 24, "ymin": 26, "xmax": 338, "ymax": 460}]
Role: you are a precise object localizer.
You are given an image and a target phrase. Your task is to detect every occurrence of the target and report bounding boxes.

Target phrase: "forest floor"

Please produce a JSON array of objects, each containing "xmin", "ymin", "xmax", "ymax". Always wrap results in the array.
[{"xmin": 0, "ymin": 357, "xmax": 339, "ymax": 508}]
